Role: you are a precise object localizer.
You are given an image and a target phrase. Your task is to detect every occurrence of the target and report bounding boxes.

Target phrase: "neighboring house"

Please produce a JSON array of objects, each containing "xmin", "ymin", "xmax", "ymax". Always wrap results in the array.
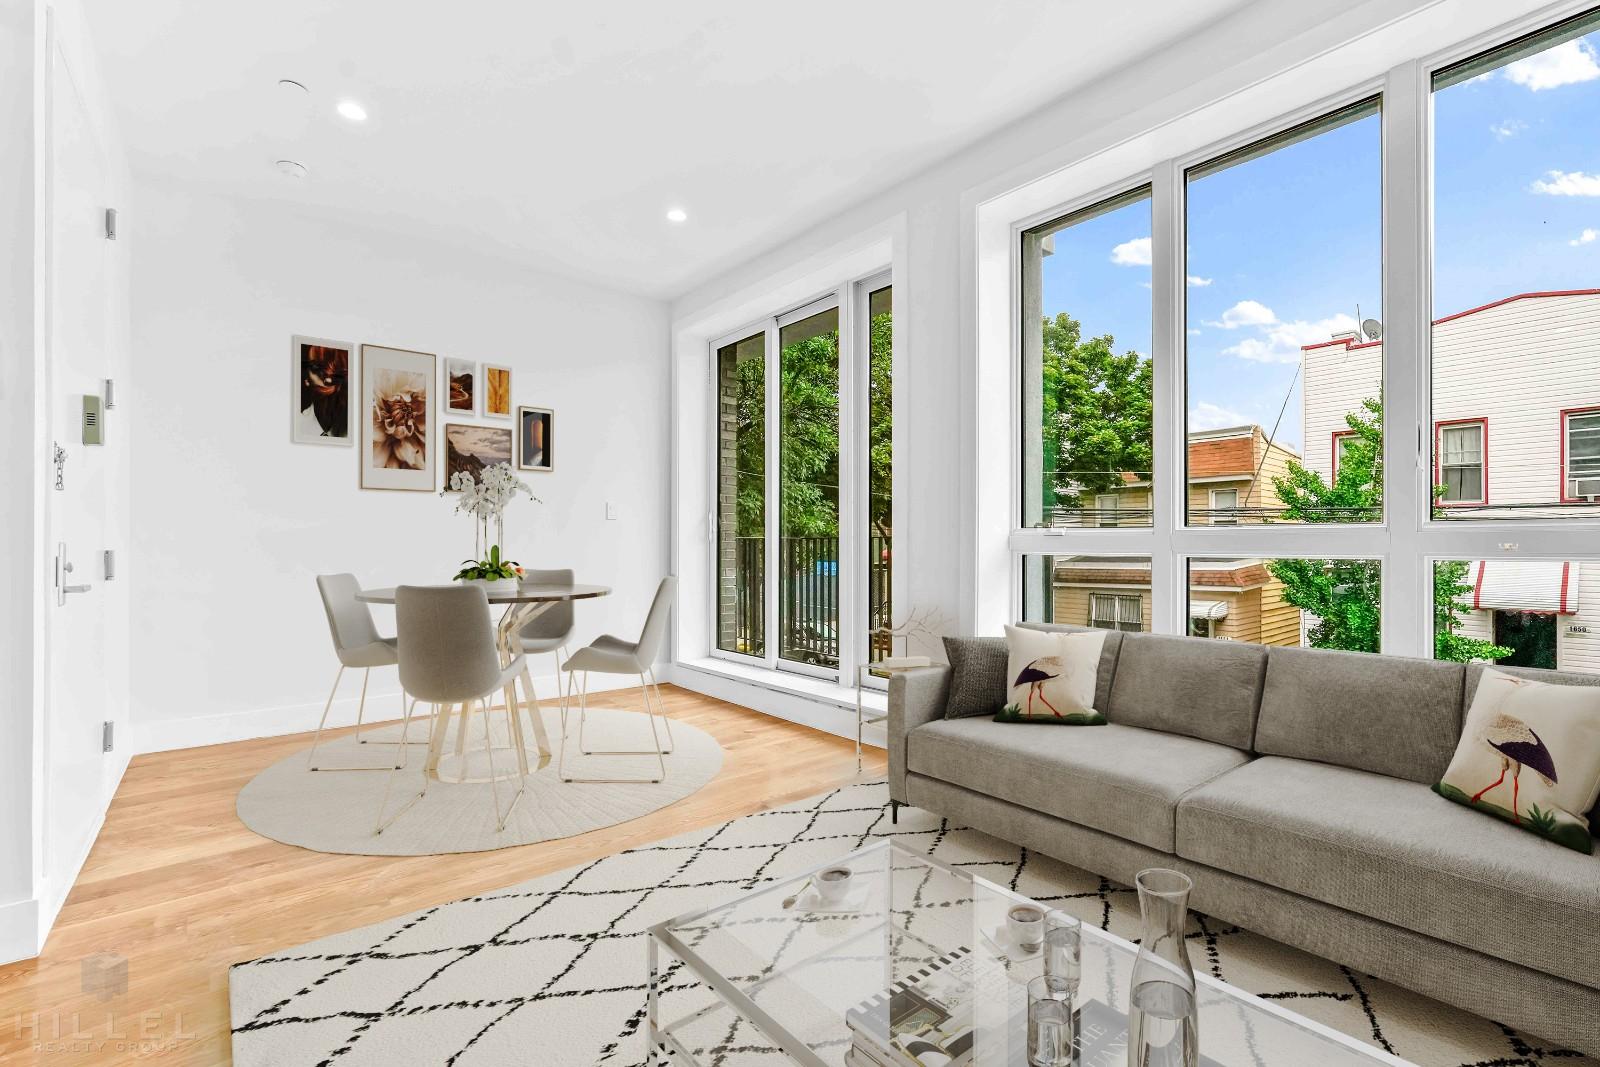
[
  {"xmin": 1301, "ymin": 288, "xmax": 1600, "ymax": 674},
  {"xmin": 1051, "ymin": 556, "xmax": 1301, "ymax": 646},
  {"xmin": 1066, "ymin": 424, "xmax": 1300, "ymax": 527}
]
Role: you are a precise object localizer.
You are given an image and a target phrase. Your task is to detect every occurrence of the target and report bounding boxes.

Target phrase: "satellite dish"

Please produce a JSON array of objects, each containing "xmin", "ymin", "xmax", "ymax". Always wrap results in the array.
[{"xmin": 1362, "ymin": 318, "xmax": 1383, "ymax": 341}]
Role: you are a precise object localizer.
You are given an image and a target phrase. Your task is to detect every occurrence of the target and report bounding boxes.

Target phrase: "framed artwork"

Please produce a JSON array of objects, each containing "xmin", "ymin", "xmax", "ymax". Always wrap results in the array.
[
  {"xmin": 360, "ymin": 344, "xmax": 436, "ymax": 491},
  {"xmin": 291, "ymin": 335, "xmax": 354, "ymax": 445},
  {"xmin": 518, "ymin": 405, "xmax": 553, "ymax": 472},
  {"xmin": 483, "ymin": 364, "xmax": 513, "ymax": 418},
  {"xmin": 444, "ymin": 423, "xmax": 514, "ymax": 485},
  {"xmin": 445, "ymin": 358, "xmax": 477, "ymax": 414}
]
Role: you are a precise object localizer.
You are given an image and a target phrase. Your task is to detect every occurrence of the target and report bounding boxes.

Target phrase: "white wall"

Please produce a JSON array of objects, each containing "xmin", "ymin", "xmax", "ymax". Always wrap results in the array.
[{"xmin": 128, "ymin": 186, "xmax": 670, "ymax": 751}]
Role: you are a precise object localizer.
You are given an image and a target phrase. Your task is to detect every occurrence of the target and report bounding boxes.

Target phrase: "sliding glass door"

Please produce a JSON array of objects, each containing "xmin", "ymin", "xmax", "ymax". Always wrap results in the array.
[{"xmin": 711, "ymin": 276, "xmax": 890, "ymax": 681}]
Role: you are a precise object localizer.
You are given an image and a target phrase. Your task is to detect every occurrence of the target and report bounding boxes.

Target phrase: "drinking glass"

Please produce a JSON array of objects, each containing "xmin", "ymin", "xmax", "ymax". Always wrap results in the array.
[
  {"xmin": 1027, "ymin": 974, "xmax": 1074, "ymax": 1067},
  {"xmin": 1043, "ymin": 910, "xmax": 1081, "ymax": 991}
]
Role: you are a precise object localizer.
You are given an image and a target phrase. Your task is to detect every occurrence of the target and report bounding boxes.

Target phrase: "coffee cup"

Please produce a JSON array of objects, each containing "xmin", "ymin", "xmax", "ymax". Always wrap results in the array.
[
  {"xmin": 815, "ymin": 867, "xmax": 853, "ymax": 905},
  {"xmin": 1007, "ymin": 904, "xmax": 1044, "ymax": 950}
]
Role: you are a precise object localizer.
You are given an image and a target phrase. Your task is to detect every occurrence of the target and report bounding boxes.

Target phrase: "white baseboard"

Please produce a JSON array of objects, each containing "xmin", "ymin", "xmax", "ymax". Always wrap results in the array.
[
  {"xmin": 132, "ymin": 670, "xmax": 645, "ymax": 755},
  {"xmin": 669, "ymin": 660, "xmax": 888, "ymax": 750},
  {"xmin": 0, "ymin": 896, "xmax": 42, "ymax": 967}
]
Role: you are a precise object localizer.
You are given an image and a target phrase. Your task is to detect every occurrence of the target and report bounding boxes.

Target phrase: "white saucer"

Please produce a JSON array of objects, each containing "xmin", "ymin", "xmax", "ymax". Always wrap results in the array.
[
  {"xmin": 981, "ymin": 923, "xmax": 1042, "ymax": 959},
  {"xmin": 791, "ymin": 883, "xmax": 872, "ymax": 915}
]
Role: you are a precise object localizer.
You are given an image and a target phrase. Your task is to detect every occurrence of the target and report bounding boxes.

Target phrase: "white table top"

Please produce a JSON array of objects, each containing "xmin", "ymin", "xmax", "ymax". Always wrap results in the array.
[{"xmin": 356, "ymin": 582, "xmax": 611, "ymax": 605}]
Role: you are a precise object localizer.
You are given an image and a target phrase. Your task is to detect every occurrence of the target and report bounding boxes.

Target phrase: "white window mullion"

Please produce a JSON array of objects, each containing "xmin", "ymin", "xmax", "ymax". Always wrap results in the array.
[
  {"xmin": 1150, "ymin": 159, "xmax": 1183, "ymax": 636},
  {"xmin": 1382, "ymin": 58, "xmax": 1429, "ymax": 660},
  {"xmin": 762, "ymin": 318, "xmax": 781, "ymax": 672},
  {"xmin": 837, "ymin": 284, "xmax": 863, "ymax": 680}
]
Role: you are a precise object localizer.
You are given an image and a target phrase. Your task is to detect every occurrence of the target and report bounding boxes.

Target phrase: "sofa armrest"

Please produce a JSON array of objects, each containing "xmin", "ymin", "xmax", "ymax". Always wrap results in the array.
[{"xmin": 887, "ymin": 664, "xmax": 951, "ymax": 804}]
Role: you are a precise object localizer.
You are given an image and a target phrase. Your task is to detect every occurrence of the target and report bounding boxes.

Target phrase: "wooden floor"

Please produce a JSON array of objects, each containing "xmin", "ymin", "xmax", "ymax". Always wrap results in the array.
[{"xmin": 0, "ymin": 686, "xmax": 884, "ymax": 1066}]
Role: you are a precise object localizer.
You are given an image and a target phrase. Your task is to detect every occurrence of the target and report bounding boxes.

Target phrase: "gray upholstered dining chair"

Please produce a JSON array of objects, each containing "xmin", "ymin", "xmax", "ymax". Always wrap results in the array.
[
  {"xmin": 557, "ymin": 576, "xmax": 676, "ymax": 784},
  {"xmin": 310, "ymin": 573, "xmax": 411, "ymax": 772},
  {"xmin": 375, "ymin": 584, "xmax": 530, "ymax": 834},
  {"xmin": 518, "ymin": 567, "xmax": 576, "ymax": 712}
]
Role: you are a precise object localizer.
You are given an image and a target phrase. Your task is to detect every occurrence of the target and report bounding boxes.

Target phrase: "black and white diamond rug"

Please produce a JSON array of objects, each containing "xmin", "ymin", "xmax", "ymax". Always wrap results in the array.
[{"xmin": 229, "ymin": 780, "xmax": 1594, "ymax": 1067}]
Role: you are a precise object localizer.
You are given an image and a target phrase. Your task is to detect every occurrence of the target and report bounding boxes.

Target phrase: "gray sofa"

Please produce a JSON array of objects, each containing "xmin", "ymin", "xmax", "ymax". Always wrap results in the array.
[{"xmin": 887, "ymin": 625, "xmax": 1600, "ymax": 1055}]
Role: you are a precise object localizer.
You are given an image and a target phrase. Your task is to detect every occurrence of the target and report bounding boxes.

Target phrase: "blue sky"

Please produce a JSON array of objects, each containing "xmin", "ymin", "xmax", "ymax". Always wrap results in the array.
[{"xmin": 1039, "ymin": 27, "xmax": 1600, "ymax": 456}]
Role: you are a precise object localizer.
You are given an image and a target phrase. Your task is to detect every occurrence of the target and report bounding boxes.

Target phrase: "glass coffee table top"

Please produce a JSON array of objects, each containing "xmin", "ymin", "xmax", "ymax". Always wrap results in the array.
[{"xmin": 647, "ymin": 840, "xmax": 1410, "ymax": 1067}]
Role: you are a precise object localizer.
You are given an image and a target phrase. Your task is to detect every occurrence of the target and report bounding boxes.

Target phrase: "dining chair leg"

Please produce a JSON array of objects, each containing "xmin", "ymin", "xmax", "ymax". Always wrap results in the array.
[
  {"xmin": 646, "ymin": 666, "xmax": 675, "ymax": 753},
  {"xmin": 504, "ymin": 682, "xmax": 530, "ymax": 777},
  {"xmin": 578, "ymin": 673, "xmax": 673, "ymax": 758},
  {"xmin": 481, "ymin": 698, "xmax": 522, "ymax": 831},
  {"xmin": 352, "ymin": 668, "xmax": 371, "ymax": 743},
  {"xmin": 560, "ymin": 670, "xmax": 666, "ymax": 785},
  {"xmin": 374, "ymin": 699, "xmax": 430, "ymax": 835},
  {"xmin": 306, "ymin": 666, "xmax": 345, "ymax": 770}
]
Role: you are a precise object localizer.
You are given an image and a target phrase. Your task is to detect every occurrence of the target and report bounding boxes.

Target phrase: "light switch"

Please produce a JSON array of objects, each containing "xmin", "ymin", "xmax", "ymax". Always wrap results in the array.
[{"xmin": 606, "ymin": 502, "xmax": 619, "ymax": 521}]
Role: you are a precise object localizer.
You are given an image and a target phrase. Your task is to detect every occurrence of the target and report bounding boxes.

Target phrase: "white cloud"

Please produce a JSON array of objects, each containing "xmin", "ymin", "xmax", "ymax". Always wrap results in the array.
[
  {"xmin": 1205, "ymin": 299, "xmax": 1278, "ymax": 329},
  {"xmin": 1504, "ymin": 39, "xmax": 1600, "ymax": 91},
  {"xmin": 1489, "ymin": 119, "xmax": 1526, "ymax": 140},
  {"xmin": 1187, "ymin": 328, "xmax": 1202, "ymax": 336},
  {"xmin": 1221, "ymin": 313, "xmax": 1361, "ymax": 364},
  {"xmin": 1531, "ymin": 170, "xmax": 1600, "ymax": 196},
  {"xmin": 1110, "ymin": 236, "xmax": 1152, "ymax": 266},
  {"xmin": 1189, "ymin": 401, "xmax": 1251, "ymax": 431},
  {"xmin": 1572, "ymin": 228, "xmax": 1600, "ymax": 246},
  {"xmin": 1187, "ymin": 275, "xmax": 1213, "ymax": 287}
]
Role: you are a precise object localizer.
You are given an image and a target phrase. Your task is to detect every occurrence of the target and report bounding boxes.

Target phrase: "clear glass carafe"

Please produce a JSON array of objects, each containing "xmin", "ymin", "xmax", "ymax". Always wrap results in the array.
[{"xmin": 1128, "ymin": 869, "xmax": 1199, "ymax": 1067}]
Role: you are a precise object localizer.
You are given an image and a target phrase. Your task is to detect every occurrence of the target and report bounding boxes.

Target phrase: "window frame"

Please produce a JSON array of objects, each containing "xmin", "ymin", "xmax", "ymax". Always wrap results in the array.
[
  {"xmin": 1331, "ymin": 430, "xmax": 1357, "ymax": 482},
  {"xmin": 1208, "ymin": 488, "xmax": 1239, "ymax": 526},
  {"xmin": 1089, "ymin": 591, "xmax": 1142, "ymax": 633},
  {"xmin": 1434, "ymin": 417, "xmax": 1488, "ymax": 507},
  {"xmin": 1561, "ymin": 406, "xmax": 1600, "ymax": 504},
  {"xmin": 997, "ymin": 3, "xmax": 1600, "ymax": 662}
]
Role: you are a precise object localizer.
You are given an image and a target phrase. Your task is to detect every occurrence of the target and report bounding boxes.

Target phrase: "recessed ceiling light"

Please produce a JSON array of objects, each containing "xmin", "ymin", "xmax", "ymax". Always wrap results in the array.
[
  {"xmin": 336, "ymin": 99, "xmax": 368, "ymax": 122},
  {"xmin": 276, "ymin": 159, "xmax": 308, "ymax": 179},
  {"xmin": 666, "ymin": 208, "xmax": 688, "ymax": 223}
]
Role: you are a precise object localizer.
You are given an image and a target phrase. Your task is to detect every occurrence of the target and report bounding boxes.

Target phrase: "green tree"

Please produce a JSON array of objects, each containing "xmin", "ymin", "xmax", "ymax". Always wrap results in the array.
[
  {"xmin": 1268, "ymin": 397, "xmax": 1511, "ymax": 661},
  {"xmin": 1040, "ymin": 313, "xmax": 1153, "ymax": 513}
]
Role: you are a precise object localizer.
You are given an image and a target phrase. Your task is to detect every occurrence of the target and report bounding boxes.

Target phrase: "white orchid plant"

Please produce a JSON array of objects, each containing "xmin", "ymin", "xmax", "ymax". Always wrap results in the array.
[{"xmin": 443, "ymin": 462, "xmax": 541, "ymax": 579}]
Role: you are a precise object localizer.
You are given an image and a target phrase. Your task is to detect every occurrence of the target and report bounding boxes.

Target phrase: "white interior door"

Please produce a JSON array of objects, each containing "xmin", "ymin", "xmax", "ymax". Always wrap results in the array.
[{"xmin": 42, "ymin": 24, "xmax": 127, "ymax": 898}]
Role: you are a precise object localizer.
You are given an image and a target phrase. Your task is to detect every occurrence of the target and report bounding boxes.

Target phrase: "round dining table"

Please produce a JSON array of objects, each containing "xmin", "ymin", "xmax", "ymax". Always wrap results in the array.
[{"xmin": 358, "ymin": 581, "xmax": 610, "ymax": 780}]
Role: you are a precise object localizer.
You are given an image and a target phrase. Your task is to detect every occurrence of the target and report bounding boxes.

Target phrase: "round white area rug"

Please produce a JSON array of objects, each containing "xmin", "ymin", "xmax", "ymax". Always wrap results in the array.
[{"xmin": 236, "ymin": 708, "xmax": 723, "ymax": 856}]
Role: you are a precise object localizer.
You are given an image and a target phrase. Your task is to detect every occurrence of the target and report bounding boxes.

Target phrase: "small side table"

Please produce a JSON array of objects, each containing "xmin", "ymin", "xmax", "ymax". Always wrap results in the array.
[{"xmin": 851, "ymin": 662, "xmax": 902, "ymax": 771}]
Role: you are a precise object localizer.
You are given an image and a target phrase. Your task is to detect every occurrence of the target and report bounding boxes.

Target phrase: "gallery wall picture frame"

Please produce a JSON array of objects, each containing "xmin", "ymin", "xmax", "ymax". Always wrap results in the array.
[
  {"xmin": 291, "ymin": 335, "xmax": 355, "ymax": 446},
  {"xmin": 518, "ymin": 405, "xmax": 554, "ymax": 472},
  {"xmin": 444, "ymin": 423, "xmax": 515, "ymax": 487},
  {"xmin": 360, "ymin": 344, "xmax": 437, "ymax": 491},
  {"xmin": 483, "ymin": 364, "xmax": 513, "ymax": 419},
  {"xmin": 445, "ymin": 357, "xmax": 477, "ymax": 415}
]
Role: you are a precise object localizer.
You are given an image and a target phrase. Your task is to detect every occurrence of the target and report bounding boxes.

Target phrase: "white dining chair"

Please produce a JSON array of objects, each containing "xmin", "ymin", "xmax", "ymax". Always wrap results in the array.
[
  {"xmin": 309, "ymin": 573, "xmax": 414, "ymax": 772},
  {"xmin": 558, "ymin": 576, "xmax": 676, "ymax": 784},
  {"xmin": 375, "ymin": 584, "xmax": 530, "ymax": 834},
  {"xmin": 518, "ymin": 567, "xmax": 576, "ymax": 714}
]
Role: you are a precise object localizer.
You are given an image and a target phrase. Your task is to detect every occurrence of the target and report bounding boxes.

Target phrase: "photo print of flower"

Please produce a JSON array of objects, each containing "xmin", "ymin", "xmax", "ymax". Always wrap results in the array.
[
  {"xmin": 360, "ymin": 344, "xmax": 436, "ymax": 491},
  {"xmin": 291, "ymin": 335, "xmax": 354, "ymax": 445},
  {"xmin": 445, "ymin": 357, "xmax": 476, "ymax": 414}
]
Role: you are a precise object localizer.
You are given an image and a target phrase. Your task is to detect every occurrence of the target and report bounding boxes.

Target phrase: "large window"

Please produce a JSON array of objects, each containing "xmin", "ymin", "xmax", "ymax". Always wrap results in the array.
[
  {"xmin": 1021, "ymin": 187, "xmax": 1153, "ymax": 530},
  {"xmin": 1186, "ymin": 98, "xmax": 1382, "ymax": 527},
  {"xmin": 1432, "ymin": 10, "xmax": 1600, "ymax": 520},
  {"xmin": 710, "ymin": 276, "xmax": 891, "ymax": 680}
]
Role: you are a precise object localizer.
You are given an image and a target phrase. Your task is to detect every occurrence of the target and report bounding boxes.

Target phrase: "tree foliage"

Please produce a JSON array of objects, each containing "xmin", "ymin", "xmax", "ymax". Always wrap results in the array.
[
  {"xmin": 1268, "ymin": 397, "xmax": 1511, "ymax": 662},
  {"xmin": 1041, "ymin": 313, "xmax": 1153, "ymax": 512}
]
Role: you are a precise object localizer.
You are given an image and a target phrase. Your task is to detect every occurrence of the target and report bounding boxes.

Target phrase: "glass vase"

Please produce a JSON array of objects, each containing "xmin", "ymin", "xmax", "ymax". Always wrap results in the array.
[{"xmin": 1127, "ymin": 869, "xmax": 1198, "ymax": 1067}]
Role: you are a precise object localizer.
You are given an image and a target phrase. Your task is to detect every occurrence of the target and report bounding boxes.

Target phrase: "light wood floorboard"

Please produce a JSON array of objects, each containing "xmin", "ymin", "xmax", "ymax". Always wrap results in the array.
[{"xmin": 0, "ymin": 686, "xmax": 884, "ymax": 1065}]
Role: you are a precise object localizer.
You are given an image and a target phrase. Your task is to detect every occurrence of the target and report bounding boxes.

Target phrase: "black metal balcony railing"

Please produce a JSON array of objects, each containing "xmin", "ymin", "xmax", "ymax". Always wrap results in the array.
[{"xmin": 722, "ymin": 535, "xmax": 892, "ymax": 669}]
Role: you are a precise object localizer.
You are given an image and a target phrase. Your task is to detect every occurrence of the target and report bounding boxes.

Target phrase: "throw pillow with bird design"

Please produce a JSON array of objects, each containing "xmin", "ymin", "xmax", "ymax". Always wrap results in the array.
[
  {"xmin": 1434, "ymin": 668, "xmax": 1600, "ymax": 854},
  {"xmin": 995, "ymin": 625, "xmax": 1108, "ymax": 725}
]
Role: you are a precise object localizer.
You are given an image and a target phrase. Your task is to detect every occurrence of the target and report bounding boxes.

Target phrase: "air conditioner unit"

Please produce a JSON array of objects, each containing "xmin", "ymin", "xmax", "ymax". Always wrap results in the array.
[{"xmin": 1572, "ymin": 477, "xmax": 1600, "ymax": 501}]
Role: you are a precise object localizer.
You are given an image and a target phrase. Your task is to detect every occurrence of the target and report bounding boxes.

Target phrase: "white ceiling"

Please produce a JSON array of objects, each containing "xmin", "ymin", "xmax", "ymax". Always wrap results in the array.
[{"xmin": 81, "ymin": 0, "xmax": 1256, "ymax": 299}]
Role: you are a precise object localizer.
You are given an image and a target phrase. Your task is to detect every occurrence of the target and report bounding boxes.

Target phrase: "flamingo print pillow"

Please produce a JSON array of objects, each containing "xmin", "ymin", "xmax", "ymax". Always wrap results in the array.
[
  {"xmin": 1435, "ymin": 668, "xmax": 1600, "ymax": 854},
  {"xmin": 995, "ymin": 625, "xmax": 1108, "ymax": 726}
]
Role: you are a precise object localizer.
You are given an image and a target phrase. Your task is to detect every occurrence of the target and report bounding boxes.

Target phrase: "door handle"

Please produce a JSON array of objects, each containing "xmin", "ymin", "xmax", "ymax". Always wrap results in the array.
[{"xmin": 55, "ymin": 543, "xmax": 92, "ymax": 604}]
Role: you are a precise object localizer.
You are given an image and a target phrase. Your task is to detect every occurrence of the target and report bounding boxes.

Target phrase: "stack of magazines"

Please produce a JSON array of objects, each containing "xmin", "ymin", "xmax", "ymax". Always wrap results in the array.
[{"xmin": 843, "ymin": 948, "xmax": 980, "ymax": 1067}]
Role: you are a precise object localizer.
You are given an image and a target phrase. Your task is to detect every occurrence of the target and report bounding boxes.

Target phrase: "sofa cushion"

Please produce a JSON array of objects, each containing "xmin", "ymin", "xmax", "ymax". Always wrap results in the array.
[
  {"xmin": 1018, "ymin": 622, "xmax": 1123, "ymax": 712},
  {"xmin": 1103, "ymin": 633, "xmax": 1265, "ymax": 749},
  {"xmin": 906, "ymin": 717, "xmax": 1248, "ymax": 852},
  {"xmin": 1253, "ymin": 646, "xmax": 1464, "ymax": 784},
  {"xmin": 941, "ymin": 636, "xmax": 1008, "ymax": 719},
  {"xmin": 1176, "ymin": 756, "xmax": 1600, "ymax": 990},
  {"xmin": 999, "ymin": 625, "xmax": 1107, "ymax": 723},
  {"xmin": 1468, "ymin": 661, "xmax": 1600, "ymax": 829}
]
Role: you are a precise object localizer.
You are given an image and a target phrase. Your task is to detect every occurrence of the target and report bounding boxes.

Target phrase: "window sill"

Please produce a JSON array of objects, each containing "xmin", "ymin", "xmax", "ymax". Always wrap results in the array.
[{"xmin": 676, "ymin": 657, "xmax": 888, "ymax": 716}]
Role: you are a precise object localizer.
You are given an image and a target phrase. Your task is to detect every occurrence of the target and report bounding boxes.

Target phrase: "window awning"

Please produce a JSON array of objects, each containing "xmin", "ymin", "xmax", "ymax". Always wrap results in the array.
[
  {"xmin": 1469, "ymin": 561, "xmax": 1582, "ymax": 615},
  {"xmin": 1189, "ymin": 599, "xmax": 1230, "ymax": 620}
]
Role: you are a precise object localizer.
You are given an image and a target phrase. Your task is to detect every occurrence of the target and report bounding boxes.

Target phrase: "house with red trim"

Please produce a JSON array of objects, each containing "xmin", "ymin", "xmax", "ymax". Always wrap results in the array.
[{"xmin": 1301, "ymin": 288, "xmax": 1600, "ymax": 673}]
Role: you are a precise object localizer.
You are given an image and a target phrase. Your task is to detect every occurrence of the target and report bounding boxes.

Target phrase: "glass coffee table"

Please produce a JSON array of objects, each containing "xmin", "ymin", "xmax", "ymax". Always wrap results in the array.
[{"xmin": 647, "ymin": 840, "xmax": 1412, "ymax": 1066}]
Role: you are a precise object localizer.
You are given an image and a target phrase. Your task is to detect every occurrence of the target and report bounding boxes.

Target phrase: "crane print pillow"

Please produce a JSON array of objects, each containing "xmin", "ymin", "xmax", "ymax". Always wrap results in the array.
[
  {"xmin": 995, "ymin": 626, "xmax": 1107, "ymax": 726},
  {"xmin": 1435, "ymin": 667, "xmax": 1600, "ymax": 854}
]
